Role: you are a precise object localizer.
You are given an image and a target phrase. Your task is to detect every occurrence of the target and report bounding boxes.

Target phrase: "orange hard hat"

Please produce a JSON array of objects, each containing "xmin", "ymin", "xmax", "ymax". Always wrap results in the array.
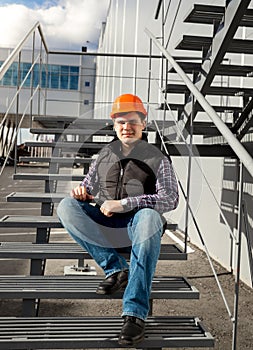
[{"xmin": 110, "ymin": 94, "xmax": 147, "ymax": 118}]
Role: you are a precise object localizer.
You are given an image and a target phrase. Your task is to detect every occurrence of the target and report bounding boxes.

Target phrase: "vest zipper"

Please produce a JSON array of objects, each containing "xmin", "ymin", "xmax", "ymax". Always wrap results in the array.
[{"xmin": 116, "ymin": 163, "xmax": 124, "ymax": 200}]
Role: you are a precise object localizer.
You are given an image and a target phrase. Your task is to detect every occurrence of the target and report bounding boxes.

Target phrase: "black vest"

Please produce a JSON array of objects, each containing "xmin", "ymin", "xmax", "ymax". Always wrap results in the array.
[{"xmin": 94, "ymin": 136, "xmax": 165, "ymax": 204}]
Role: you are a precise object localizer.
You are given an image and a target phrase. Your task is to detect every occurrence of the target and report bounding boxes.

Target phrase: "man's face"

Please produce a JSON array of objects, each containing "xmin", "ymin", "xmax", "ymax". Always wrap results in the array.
[{"xmin": 113, "ymin": 112, "xmax": 146, "ymax": 145}]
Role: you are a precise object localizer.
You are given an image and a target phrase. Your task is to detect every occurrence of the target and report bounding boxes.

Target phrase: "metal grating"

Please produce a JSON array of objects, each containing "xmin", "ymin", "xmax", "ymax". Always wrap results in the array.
[
  {"xmin": 176, "ymin": 35, "xmax": 253, "ymax": 54},
  {"xmin": 0, "ymin": 215, "xmax": 178, "ymax": 233},
  {"xmin": 168, "ymin": 62, "xmax": 253, "ymax": 77},
  {"xmin": 33, "ymin": 116, "xmax": 113, "ymax": 129},
  {"xmin": 0, "ymin": 316, "xmax": 215, "ymax": 349},
  {"xmin": 30, "ymin": 128, "xmax": 116, "ymax": 136},
  {"xmin": 18, "ymin": 156, "xmax": 93, "ymax": 164},
  {"xmin": 0, "ymin": 275, "xmax": 199, "ymax": 299},
  {"xmin": 165, "ymin": 83, "xmax": 253, "ymax": 97},
  {"xmin": 0, "ymin": 242, "xmax": 186, "ymax": 260},
  {"xmin": 13, "ymin": 173, "xmax": 85, "ymax": 181},
  {"xmin": 24, "ymin": 141, "xmax": 106, "ymax": 149},
  {"xmin": 0, "ymin": 215, "xmax": 62, "ymax": 228},
  {"xmin": 184, "ymin": 4, "xmax": 253, "ymax": 27},
  {"xmin": 7, "ymin": 192, "xmax": 67, "ymax": 203}
]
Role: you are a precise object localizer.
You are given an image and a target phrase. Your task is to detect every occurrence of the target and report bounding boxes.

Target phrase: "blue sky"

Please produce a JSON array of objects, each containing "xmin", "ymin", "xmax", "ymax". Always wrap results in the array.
[
  {"xmin": 0, "ymin": 0, "xmax": 110, "ymax": 50},
  {"xmin": 2, "ymin": 1, "xmax": 45, "ymax": 6}
]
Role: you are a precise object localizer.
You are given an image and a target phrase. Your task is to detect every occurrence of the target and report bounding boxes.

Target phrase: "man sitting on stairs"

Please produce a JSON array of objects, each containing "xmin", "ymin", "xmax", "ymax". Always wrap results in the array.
[{"xmin": 57, "ymin": 93, "xmax": 179, "ymax": 346}]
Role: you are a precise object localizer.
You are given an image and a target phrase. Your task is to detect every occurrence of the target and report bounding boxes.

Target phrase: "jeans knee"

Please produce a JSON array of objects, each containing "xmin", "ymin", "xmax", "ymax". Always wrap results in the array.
[
  {"xmin": 136, "ymin": 208, "xmax": 163, "ymax": 227},
  {"xmin": 57, "ymin": 197, "xmax": 75, "ymax": 221},
  {"xmin": 130, "ymin": 209, "xmax": 163, "ymax": 244}
]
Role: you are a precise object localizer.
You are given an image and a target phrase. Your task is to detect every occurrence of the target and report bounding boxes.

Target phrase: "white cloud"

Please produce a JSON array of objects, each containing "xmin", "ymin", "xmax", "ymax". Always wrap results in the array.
[{"xmin": 0, "ymin": 0, "xmax": 110, "ymax": 50}]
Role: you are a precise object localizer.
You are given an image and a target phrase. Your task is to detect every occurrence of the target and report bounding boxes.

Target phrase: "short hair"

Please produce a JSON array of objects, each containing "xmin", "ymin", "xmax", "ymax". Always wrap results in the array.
[{"xmin": 113, "ymin": 111, "xmax": 146, "ymax": 121}]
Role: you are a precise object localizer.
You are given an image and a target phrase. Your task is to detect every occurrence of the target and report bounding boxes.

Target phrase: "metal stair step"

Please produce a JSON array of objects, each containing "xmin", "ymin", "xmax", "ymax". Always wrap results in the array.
[
  {"xmin": 5, "ymin": 194, "xmax": 177, "ymax": 232},
  {"xmin": 25, "ymin": 141, "xmax": 106, "ymax": 149},
  {"xmin": 165, "ymin": 83, "xmax": 253, "ymax": 97},
  {"xmin": 184, "ymin": 4, "xmax": 253, "ymax": 27},
  {"xmin": 0, "ymin": 242, "xmax": 186, "ymax": 260},
  {"xmin": 0, "ymin": 242, "xmax": 89, "ymax": 259},
  {"xmin": 0, "ymin": 316, "xmax": 214, "ymax": 349},
  {"xmin": 33, "ymin": 116, "xmax": 113, "ymax": 128},
  {"xmin": 0, "ymin": 275, "xmax": 199, "ymax": 299},
  {"xmin": 168, "ymin": 62, "xmax": 253, "ymax": 77},
  {"xmin": 0, "ymin": 213, "xmax": 178, "ymax": 234},
  {"xmin": 18, "ymin": 156, "xmax": 93, "ymax": 164},
  {"xmin": 175, "ymin": 34, "xmax": 253, "ymax": 54},
  {"xmin": 0, "ymin": 215, "xmax": 62, "ymax": 228},
  {"xmin": 6, "ymin": 192, "xmax": 68, "ymax": 203},
  {"xmin": 13, "ymin": 173, "xmax": 85, "ymax": 181},
  {"xmin": 31, "ymin": 118, "xmax": 171, "ymax": 132},
  {"xmin": 30, "ymin": 128, "xmax": 116, "ymax": 136}
]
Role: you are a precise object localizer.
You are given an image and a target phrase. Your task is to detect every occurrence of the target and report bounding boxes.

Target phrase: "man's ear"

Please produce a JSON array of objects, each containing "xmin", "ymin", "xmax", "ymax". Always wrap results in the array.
[{"xmin": 142, "ymin": 120, "xmax": 146, "ymax": 130}]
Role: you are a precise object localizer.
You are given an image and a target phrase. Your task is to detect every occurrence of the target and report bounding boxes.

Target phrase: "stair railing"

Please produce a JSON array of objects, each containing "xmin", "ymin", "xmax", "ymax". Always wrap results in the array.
[
  {"xmin": 0, "ymin": 22, "xmax": 49, "ymax": 175},
  {"xmin": 146, "ymin": 27, "xmax": 253, "ymax": 350}
]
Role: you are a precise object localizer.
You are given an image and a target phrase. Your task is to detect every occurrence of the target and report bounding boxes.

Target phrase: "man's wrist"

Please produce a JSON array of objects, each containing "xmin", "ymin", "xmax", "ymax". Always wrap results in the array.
[{"xmin": 120, "ymin": 198, "xmax": 128, "ymax": 209}]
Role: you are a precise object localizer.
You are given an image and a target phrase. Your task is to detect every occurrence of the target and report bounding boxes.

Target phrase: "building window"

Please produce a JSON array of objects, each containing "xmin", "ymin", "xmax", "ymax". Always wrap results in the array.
[
  {"xmin": 85, "ymin": 81, "xmax": 90, "ymax": 87},
  {"xmin": 84, "ymin": 99, "xmax": 89, "ymax": 105},
  {"xmin": 70, "ymin": 66, "xmax": 79, "ymax": 90},
  {"xmin": 0, "ymin": 61, "xmax": 80, "ymax": 91}
]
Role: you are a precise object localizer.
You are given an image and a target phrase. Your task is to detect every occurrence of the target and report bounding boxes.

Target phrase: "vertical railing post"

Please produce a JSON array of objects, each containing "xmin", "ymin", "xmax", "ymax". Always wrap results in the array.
[
  {"xmin": 134, "ymin": 56, "xmax": 137, "ymax": 95},
  {"xmin": 184, "ymin": 94, "xmax": 195, "ymax": 253},
  {"xmin": 147, "ymin": 38, "xmax": 152, "ymax": 122},
  {"xmin": 30, "ymin": 30, "xmax": 35, "ymax": 129},
  {"xmin": 162, "ymin": 58, "xmax": 168, "ymax": 137},
  {"xmin": 44, "ymin": 53, "xmax": 49, "ymax": 117},
  {"xmin": 14, "ymin": 51, "xmax": 22, "ymax": 174},
  {"xmin": 232, "ymin": 161, "xmax": 244, "ymax": 350},
  {"xmin": 38, "ymin": 39, "xmax": 43, "ymax": 117}
]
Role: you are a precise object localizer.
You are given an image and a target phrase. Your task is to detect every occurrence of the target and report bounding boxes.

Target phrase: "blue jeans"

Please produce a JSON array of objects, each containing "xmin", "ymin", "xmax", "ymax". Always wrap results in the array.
[{"xmin": 57, "ymin": 197, "xmax": 163, "ymax": 320}]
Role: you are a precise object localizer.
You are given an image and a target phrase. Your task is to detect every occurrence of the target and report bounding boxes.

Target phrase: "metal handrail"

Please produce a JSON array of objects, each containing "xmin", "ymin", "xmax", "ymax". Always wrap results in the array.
[
  {"xmin": 145, "ymin": 28, "xmax": 253, "ymax": 178},
  {"xmin": 0, "ymin": 22, "xmax": 49, "ymax": 173},
  {"xmin": 0, "ymin": 85, "xmax": 39, "ymax": 176},
  {"xmin": 0, "ymin": 54, "xmax": 41, "ymax": 130},
  {"xmin": 0, "ymin": 22, "xmax": 48, "ymax": 81}
]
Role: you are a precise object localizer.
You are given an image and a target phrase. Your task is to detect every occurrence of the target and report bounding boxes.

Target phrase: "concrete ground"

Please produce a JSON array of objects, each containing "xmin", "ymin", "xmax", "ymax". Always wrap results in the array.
[{"xmin": 0, "ymin": 165, "xmax": 252, "ymax": 350}]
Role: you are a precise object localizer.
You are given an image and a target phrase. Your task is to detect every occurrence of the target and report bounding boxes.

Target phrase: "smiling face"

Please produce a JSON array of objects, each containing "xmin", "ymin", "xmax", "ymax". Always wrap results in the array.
[{"xmin": 113, "ymin": 112, "xmax": 146, "ymax": 148}]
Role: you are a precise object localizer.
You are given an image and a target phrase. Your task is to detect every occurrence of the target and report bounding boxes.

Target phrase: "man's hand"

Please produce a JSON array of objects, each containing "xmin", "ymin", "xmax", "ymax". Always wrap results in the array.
[
  {"xmin": 70, "ymin": 185, "xmax": 94, "ymax": 201},
  {"xmin": 100, "ymin": 200, "xmax": 124, "ymax": 217}
]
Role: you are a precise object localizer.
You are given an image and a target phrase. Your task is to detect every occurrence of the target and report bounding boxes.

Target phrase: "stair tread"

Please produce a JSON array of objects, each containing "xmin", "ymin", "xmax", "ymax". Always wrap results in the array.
[
  {"xmin": 7, "ymin": 192, "xmax": 68, "ymax": 202},
  {"xmin": 0, "ymin": 275, "xmax": 199, "ymax": 299},
  {"xmin": 19, "ymin": 156, "xmax": 93, "ymax": 164},
  {"xmin": 30, "ymin": 128, "xmax": 116, "ymax": 135},
  {"xmin": 13, "ymin": 173, "xmax": 84, "ymax": 181},
  {"xmin": 25, "ymin": 141, "xmax": 106, "ymax": 148},
  {"xmin": 0, "ymin": 242, "xmax": 185, "ymax": 260},
  {"xmin": 176, "ymin": 34, "xmax": 253, "ymax": 54},
  {"xmin": 0, "ymin": 214, "xmax": 177, "ymax": 231},
  {"xmin": 0, "ymin": 316, "xmax": 214, "ymax": 349},
  {"xmin": 184, "ymin": 4, "xmax": 253, "ymax": 27}
]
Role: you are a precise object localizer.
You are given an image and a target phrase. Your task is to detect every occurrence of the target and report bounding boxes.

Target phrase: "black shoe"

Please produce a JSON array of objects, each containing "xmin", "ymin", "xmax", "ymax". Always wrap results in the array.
[
  {"xmin": 118, "ymin": 316, "xmax": 145, "ymax": 345},
  {"xmin": 96, "ymin": 270, "xmax": 128, "ymax": 295}
]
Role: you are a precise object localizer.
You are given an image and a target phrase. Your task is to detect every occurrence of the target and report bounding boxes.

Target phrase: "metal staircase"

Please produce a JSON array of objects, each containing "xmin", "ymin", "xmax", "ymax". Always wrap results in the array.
[
  {"xmin": 1, "ymin": 0, "xmax": 253, "ymax": 348},
  {"xmin": 0, "ymin": 19, "xmax": 214, "ymax": 346},
  {"xmin": 0, "ymin": 114, "xmax": 213, "ymax": 348}
]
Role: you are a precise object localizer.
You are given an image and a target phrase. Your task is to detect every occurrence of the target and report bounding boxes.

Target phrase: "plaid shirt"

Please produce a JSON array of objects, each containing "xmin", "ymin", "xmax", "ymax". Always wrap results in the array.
[{"xmin": 80, "ymin": 155, "xmax": 179, "ymax": 214}]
